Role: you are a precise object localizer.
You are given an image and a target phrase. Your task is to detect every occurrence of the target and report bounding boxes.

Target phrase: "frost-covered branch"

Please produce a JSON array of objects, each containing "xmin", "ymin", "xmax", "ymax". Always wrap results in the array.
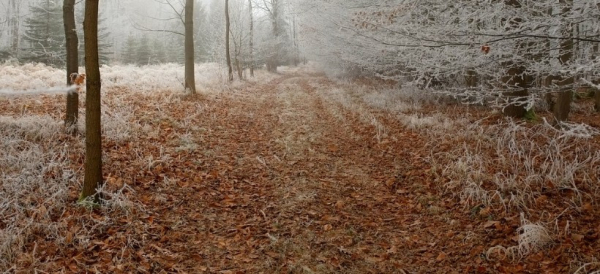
[{"xmin": 295, "ymin": 0, "xmax": 600, "ymax": 111}]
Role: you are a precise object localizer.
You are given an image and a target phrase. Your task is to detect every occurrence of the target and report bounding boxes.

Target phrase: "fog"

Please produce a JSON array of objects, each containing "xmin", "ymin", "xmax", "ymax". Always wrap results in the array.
[{"xmin": 0, "ymin": 0, "xmax": 301, "ymax": 68}]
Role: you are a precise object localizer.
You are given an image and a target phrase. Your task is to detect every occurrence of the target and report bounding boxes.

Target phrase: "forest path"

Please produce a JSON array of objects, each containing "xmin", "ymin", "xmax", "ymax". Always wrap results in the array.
[
  {"xmin": 4, "ymin": 68, "xmax": 598, "ymax": 273},
  {"xmin": 114, "ymin": 71, "xmax": 471, "ymax": 273}
]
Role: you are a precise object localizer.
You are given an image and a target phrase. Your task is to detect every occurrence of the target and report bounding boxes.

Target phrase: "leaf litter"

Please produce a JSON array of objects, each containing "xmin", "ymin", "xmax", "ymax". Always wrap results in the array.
[{"xmin": 1, "ymin": 67, "xmax": 599, "ymax": 273}]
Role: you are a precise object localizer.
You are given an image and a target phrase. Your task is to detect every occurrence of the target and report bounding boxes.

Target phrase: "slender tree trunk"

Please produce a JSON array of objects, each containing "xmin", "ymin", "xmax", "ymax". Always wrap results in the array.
[
  {"xmin": 267, "ymin": 0, "xmax": 280, "ymax": 73},
  {"xmin": 553, "ymin": 83, "xmax": 573, "ymax": 122},
  {"xmin": 595, "ymin": 89, "xmax": 600, "ymax": 112},
  {"xmin": 464, "ymin": 19, "xmax": 480, "ymax": 90},
  {"xmin": 81, "ymin": 0, "xmax": 103, "ymax": 203},
  {"xmin": 465, "ymin": 69, "xmax": 478, "ymax": 88},
  {"xmin": 553, "ymin": 0, "xmax": 574, "ymax": 122},
  {"xmin": 502, "ymin": 65, "xmax": 530, "ymax": 118},
  {"xmin": 236, "ymin": 35, "xmax": 243, "ymax": 80},
  {"xmin": 540, "ymin": 8, "xmax": 554, "ymax": 111},
  {"xmin": 594, "ymin": 30, "xmax": 600, "ymax": 112},
  {"xmin": 292, "ymin": 15, "xmax": 299, "ymax": 66},
  {"xmin": 9, "ymin": 0, "xmax": 20, "ymax": 55},
  {"xmin": 225, "ymin": 0, "xmax": 233, "ymax": 82},
  {"xmin": 185, "ymin": 0, "xmax": 196, "ymax": 93},
  {"xmin": 235, "ymin": 56, "xmax": 242, "ymax": 79},
  {"xmin": 544, "ymin": 75, "xmax": 557, "ymax": 111},
  {"xmin": 248, "ymin": 0, "xmax": 254, "ymax": 77},
  {"xmin": 63, "ymin": 0, "xmax": 79, "ymax": 135}
]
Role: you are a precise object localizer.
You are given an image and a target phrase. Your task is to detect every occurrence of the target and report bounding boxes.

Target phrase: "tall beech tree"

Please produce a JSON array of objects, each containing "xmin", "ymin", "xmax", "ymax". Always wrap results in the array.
[
  {"xmin": 248, "ymin": 0, "xmax": 254, "ymax": 77},
  {"xmin": 63, "ymin": 0, "xmax": 78, "ymax": 134},
  {"xmin": 81, "ymin": 0, "xmax": 103, "ymax": 203},
  {"xmin": 553, "ymin": 0, "xmax": 574, "ymax": 122},
  {"xmin": 225, "ymin": 0, "xmax": 233, "ymax": 81},
  {"xmin": 596, "ymin": 90, "xmax": 600, "ymax": 112},
  {"xmin": 6, "ymin": 0, "xmax": 24, "ymax": 55},
  {"xmin": 501, "ymin": 0, "xmax": 532, "ymax": 118},
  {"xmin": 262, "ymin": 0, "xmax": 285, "ymax": 72},
  {"xmin": 184, "ymin": 0, "xmax": 196, "ymax": 93},
  {"xmin": 129, "ymin": 0, "xmax": 197, "ymax": 92}
]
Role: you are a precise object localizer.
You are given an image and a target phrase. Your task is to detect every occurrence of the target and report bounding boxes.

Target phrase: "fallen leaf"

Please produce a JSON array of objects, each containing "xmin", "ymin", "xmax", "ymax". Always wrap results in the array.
[
  {"xmin": 436, "ymin": 251, "xmax": 447, "ymax": 261},
  {"xmin": 582, "ymin": 203, "xmax": 593, "ymax": 212},
  {"xmin": 483, "ymin": 221, "xmax": 500, "ymax": 229},
  {"xmin": 571, "ymin": 233, "xmax": 584, "ymax": 242}
]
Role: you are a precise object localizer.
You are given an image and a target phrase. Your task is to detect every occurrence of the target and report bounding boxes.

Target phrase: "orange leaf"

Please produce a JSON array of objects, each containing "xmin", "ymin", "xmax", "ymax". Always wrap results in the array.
[{"xmin": 436, "ymin": 251, "xmax": 447, "ymax": 261}]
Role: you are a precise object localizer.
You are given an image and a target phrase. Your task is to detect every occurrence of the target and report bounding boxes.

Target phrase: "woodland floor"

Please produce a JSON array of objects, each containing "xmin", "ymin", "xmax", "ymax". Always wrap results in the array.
[{"xmin": 1, "ymin": 68, "xmax": 600, "ymax": 273}]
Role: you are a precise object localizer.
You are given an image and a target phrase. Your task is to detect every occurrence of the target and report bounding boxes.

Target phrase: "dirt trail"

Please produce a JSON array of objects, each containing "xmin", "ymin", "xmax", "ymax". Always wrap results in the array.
[{"xmin": 105, "ymin": 71, "xmax": 479, "ymax": 274}]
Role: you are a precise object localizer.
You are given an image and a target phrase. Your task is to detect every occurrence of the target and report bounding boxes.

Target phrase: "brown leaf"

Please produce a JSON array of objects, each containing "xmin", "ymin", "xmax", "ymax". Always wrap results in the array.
[
  {"xmin": 483, "ymin": 221, "xmax": 500, "ymax": 229},
  {"xmin": 436, "ymin": 251, "xmax": 447, "ymax": 261},
  {"xmin": 387, "ymin": 245, "xmax": 398, "ymax": 254},
  {"xmin": 65, "ymin": 231, "xmax": 74, "ymax": 244},
  {"xmin": 571, "ymin": 233, "xmax": 584, "ymax": 242},
  {"xmin": 479, "ymin": 207, "xmax": 491, "ymax": 217},
  {"xmin": 535, "ymin": 195, "xmax": 548, "ymax": 205},
  {"xmin": 366, "ymin": 256, "xmax": 385, "ymax": 263}
]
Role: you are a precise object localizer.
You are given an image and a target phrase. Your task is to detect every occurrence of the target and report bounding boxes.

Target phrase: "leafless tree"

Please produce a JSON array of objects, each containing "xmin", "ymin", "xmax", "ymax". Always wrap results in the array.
[
  {"xmin": 225, "ymin": 0, "xmax": 233, "ymax": 81},
  {"xmin": 81, "ymin": 0, "xmax": 103, "ymax": 203},
  {"xmin": 63, "ymin": 0, "xmax": 78, "ymax": 134},
  {"xmin": 185, "ymin": 0, "xmax": 196, "ymax": 93}
]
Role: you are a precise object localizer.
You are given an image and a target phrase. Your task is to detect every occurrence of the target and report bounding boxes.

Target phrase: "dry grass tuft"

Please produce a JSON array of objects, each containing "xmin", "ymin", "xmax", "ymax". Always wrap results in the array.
[
  {"xmin": 0, "ymin": 115, "xmax": 74, "ymax": 270},
  {"xmin": 439, "ymin": 119, "xmax": 599, "ymax": 211},
  {"xmin": 487, "ymin": 213, "xmax": 554, "ymax": 260}
]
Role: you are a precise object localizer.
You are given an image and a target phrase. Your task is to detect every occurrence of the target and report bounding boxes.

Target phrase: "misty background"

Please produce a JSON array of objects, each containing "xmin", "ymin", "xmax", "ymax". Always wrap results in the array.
[{"xmin": 0, "ymin": 0, "xmax": 304, "ymax": 70}]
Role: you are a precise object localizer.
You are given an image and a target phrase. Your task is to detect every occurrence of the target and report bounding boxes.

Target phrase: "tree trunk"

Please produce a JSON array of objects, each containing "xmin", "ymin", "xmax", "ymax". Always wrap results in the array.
[
  {"xmin": 10, "ymin": 0, "xmax": 20, "ymax": 54},
  {"xmin": 465, "ymin": 69, "xmax": 478, "ymax": 88},
  {"xmin": 553, "ymin": 0, "xmax": 573, "ymax": 123},
  {"xmin": 502, "ymin": 64, "xmax": 530, "ymax": 118},
  {"xmin": 544, "ymin": 75, "xmax": 556, "ymax": 111},
  {"xmin": 539, "ymin": 6, "xmax": 554, "ymax": 112},
  {"xmin": 225, "ymin": 0, "xmax": 233, "ymax": 82},
  {"xmin": 235, "ymin": 56, "xmax": 242, "ymax": 80},
  {"xmin": 81, "ymin": 0, "xmax": 103, "ymax": 203},
  {"xmin": 501, "ymin": 0, "xmax": 530, "ymax": 118},
  {"xmin": 594, "ymin": 25, "xmax": 600, "ymax": 112},
  {"xmin": 267, "ymin": 0, "xmax": 280, "ymax": 73},
  {"xmin": 292, "ymin": 15, "xmax": 299, "ymax": 66},
  {"xmin": 185, "ymin": 0, "xmax": 196, "ymax": 93},
  {"xmin": 553, "ymin": 86, "xmax": 572, "ymax": 122},
  {"xmin": 63, "ymin": 0, "xmax": 78, "ymax": 135},
  {"xmin": 248, "ymin": 0, "xmax": 254, "ymax": 77},
  {"xmin": 595, "ymin": 90, "xmax": 600, "ymax": 112}
]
